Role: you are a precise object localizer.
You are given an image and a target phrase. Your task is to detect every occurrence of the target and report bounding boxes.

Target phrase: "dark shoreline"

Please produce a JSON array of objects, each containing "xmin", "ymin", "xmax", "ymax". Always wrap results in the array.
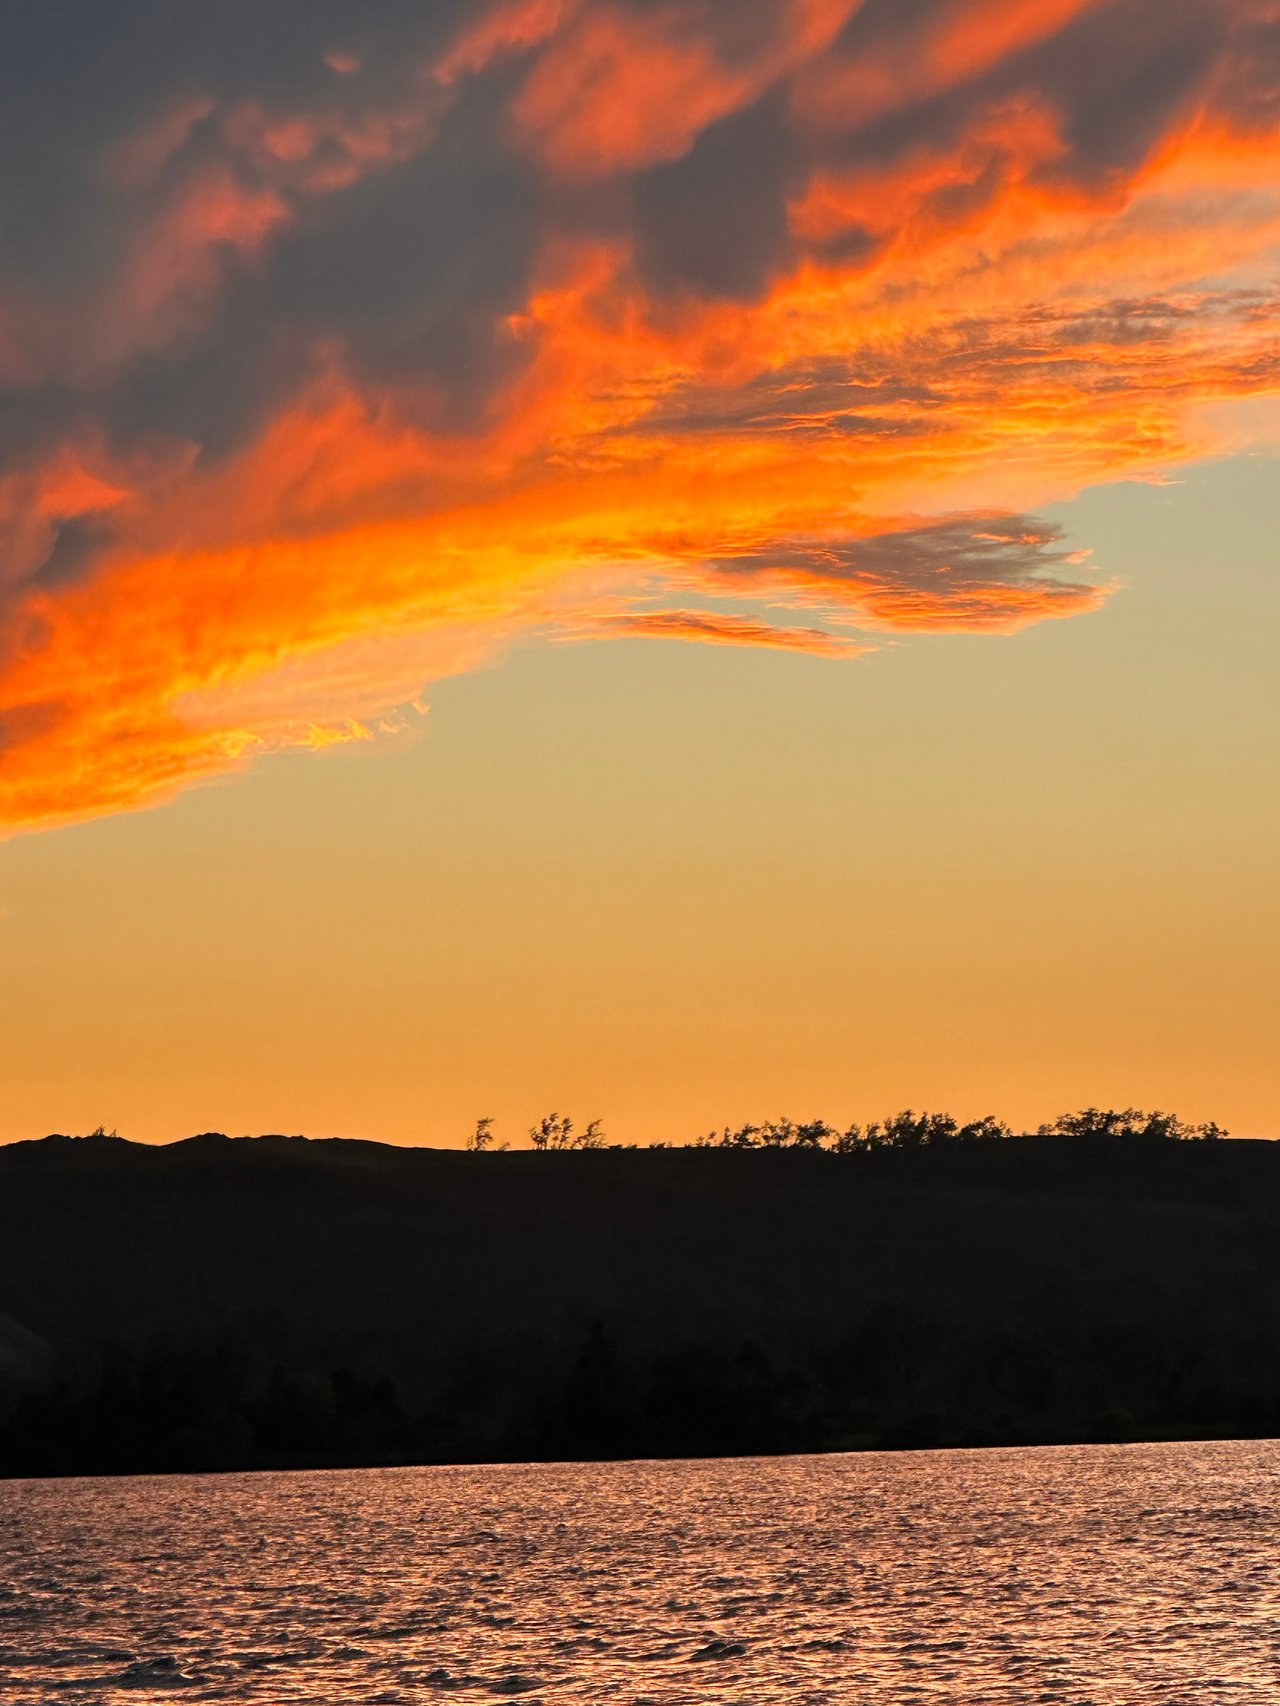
[
  {"xmin": 5, "ymin": 1133, "xmax": 1280, "ymax": 1480},
  {"xmin": 8, "ymin": 1430, "xmax": 1278, "ymax": 1489}
]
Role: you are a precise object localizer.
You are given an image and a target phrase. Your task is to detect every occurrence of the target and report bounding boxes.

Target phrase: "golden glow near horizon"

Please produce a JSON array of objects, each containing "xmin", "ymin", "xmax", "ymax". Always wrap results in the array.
[{"xmin": 0, "ymin": 2, "xmax": 1277, "ymax": 1140}]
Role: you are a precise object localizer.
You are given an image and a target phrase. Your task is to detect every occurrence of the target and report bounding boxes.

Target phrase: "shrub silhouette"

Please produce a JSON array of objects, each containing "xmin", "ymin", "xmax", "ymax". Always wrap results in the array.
[
  {"xmin": 466, "ymin": 1116, "xmax": 506, "ymax": 1152},
  {"xmin": 1037, "ymin": 1107, "xmax": 1225, "ymax": 1142},
  {"xmin": 692, "ymin": 1107, "xmax": 1205, "ymax": 1152},
  {"xmin": 529, "ymin": 1113, "xmax": 606, "ymax": 1150}
]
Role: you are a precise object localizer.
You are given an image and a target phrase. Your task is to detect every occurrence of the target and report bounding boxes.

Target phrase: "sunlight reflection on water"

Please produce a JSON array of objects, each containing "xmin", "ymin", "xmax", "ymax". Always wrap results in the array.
[{"xmin": 3, "ymin": 1440, "xmax": 1280, "ymax": 1703}]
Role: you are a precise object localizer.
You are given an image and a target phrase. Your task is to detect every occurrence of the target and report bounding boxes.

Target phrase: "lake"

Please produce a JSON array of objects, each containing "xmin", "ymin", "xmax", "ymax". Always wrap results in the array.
[{"xmin": 2, "ymin": 1440, "xmax": 1279, "ymax": 1702}]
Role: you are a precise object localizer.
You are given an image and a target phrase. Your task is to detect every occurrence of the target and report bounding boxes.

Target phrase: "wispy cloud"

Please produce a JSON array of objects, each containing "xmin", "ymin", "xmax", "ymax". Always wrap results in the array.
[
  {"xmin": 696, "ymin": 518, "xmax": 1105, "ymax": 632},
  {"xmin": 569, "ymin": 608, "xmax": 870, "ymax": 656},
  {"xmin": 0, "ymin": 0, "xmax": 1277, "ymax": 827}
]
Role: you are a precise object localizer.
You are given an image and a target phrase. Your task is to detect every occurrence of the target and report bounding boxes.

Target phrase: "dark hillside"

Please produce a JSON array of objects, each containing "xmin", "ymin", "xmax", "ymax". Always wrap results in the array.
[{"xmin": 2, "ymin": 1133, "xmax": 1279, "ymax": 1475}]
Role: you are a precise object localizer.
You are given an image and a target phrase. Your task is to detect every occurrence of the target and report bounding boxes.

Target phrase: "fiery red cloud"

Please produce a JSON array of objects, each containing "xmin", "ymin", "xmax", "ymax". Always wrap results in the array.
[{"xmin": 1, "ymin": 0, "xmax": 1278, "ymax": 828}]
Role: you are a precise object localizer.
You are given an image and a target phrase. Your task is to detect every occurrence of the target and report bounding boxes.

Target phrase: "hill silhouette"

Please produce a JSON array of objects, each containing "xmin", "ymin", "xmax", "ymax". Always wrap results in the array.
[{"xmin": 1, "ymin": 1127, "xmax": 1278, "ymax": 1476}]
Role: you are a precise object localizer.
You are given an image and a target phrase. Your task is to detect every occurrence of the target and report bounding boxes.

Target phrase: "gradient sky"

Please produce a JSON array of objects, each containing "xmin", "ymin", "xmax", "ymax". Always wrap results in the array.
[{"xmin": 1, "ymin": 0, "xmax": 1277, "ymax": 1142}]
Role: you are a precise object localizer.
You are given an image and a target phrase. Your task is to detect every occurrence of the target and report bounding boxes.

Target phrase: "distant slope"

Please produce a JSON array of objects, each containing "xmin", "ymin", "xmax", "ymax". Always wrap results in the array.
[{"xmin": 2, "ymin": 1133, "xmax": 1279, "ymax": 1475}]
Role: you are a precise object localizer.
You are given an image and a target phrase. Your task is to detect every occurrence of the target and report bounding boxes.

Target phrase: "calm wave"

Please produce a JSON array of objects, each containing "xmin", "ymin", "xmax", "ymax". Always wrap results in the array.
[{"xmin": 3, "ymin": 1440, "xmax": 1279, "ymax": 1702}]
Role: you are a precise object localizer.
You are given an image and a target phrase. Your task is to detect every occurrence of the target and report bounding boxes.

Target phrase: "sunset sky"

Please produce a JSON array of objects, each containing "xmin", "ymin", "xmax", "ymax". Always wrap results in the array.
[{"xmin": 1, "ymin": 0, "xmax": 1277, "ymax": 1142}]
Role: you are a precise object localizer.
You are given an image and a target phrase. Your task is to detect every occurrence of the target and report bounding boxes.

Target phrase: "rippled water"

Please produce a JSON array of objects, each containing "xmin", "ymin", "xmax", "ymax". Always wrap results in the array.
[{"xmin": 4, "ymin": 1441, "xmax": 1280, "ymax": 1702}]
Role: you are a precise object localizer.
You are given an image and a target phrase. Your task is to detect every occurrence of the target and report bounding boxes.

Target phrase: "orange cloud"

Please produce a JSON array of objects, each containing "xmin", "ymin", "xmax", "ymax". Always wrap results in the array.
[
  {"xmin": 797, "ymin": 0, "xmax": 1099, "ymax": 139},
  {"xmin": 511, "ymin": 0, "xmax": 860, "ymax": 175},
  {"xmin": 436, "ymin": 0, "xmax": 573, "ymax": 86},
  {"xmin": 1, "ymin": 0, "xmax": 1278, "ymax": 830}
]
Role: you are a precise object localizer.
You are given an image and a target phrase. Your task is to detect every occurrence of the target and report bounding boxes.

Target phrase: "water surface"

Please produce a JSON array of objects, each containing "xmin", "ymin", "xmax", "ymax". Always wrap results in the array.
[{"xmin": 3, "ymin": 1440, "xmax": 1280, "ymax": 1702}]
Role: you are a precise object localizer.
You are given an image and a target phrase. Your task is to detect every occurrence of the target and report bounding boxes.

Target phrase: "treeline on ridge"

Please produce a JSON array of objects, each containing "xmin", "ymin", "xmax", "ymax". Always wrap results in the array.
[
  {"xmin": 0, "ymin": 1108, "xmax": 1260, "ymax": 1481},
  {"xmin": 470, "ymin": 1106, "xmax": 1227, "ymax": 1151}
]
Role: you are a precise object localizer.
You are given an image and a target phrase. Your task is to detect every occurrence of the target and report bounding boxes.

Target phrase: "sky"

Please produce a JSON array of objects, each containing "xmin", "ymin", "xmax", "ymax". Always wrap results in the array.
[{"xmin": 1, "ymin": 0, "xmax": 1277, "ymax": 1143}]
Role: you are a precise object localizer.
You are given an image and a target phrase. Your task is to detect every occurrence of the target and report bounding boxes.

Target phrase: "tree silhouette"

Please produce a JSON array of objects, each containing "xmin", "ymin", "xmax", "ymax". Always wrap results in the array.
[
  {"xmin": 528, "ymin": 1113, "xmax": 607, "ymax": 1151},
  {"xmin": 467, "ymin": 1112, "xmax": 505, "ymax": 1153},
  {"xmin": 1038, "ymin": 1108, "xmax": 1226, "ymax": 1142}
]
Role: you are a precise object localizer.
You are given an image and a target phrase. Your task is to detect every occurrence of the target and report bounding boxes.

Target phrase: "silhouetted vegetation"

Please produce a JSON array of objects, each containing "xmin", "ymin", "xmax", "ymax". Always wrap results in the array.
[
  {"xmin": 1036, "ymin": 1107, "xmax": 1226, "ymax": 1143},
  {"xmin": 0, "ymin": 1113, "xmax": 1269, "ymax": 1478},
  {"xmin": 448, "ymin": 1106, "xmax": 1224, "ymax": 1154},
  {"xmin": 465, "ymin": 1116, "xmax": 504, "ymax": 1152},
  {"xmin": 691, "ymin": 1107, "xmax": 1223, "ymax": 1151},
  {"xmin": 528, "ymin": 1112, "xmax": 607, "ymax": 1150}
]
